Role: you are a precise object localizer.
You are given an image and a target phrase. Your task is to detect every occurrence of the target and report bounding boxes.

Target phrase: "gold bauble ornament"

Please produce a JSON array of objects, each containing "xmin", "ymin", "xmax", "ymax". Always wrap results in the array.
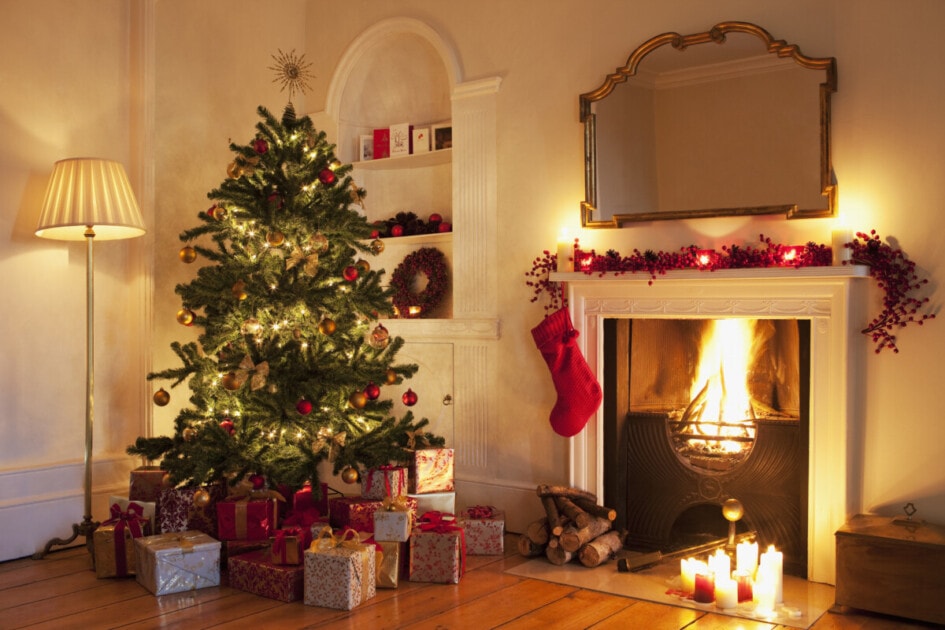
[
  {"xmin": 193, "ymin": 487, "xmax": 211, "ymax": 507},
  {"xmin": 241, "ymin": 318, "xmax": 262, "ymax": 335},
  {"xmin": 318, "ymin": 318, "xmax": 337, "ymax": 335},
  {"xmin": 226, "ymin": 161, "xmax": 242, "ymax": 179},
  {"xmin": 221, "ymin": 372, "xmax": 241, "ymax": 391},
  {"xmin": 356, "ymin": 259, "xmax": 370, "ymax": 274},
  {"xmin": 153, "ymin": 388, "xmax": 171, "ymax": 407},
  {"xmin": 370, "ymin": 323, "xmax": 390, "ymax": 349},
  {"xmin": 213, "ymin": 206, "xmax": 228, "ymax": 221},
  {"xmin": 266, "ymin": 230, "xmax": 286, "ymax": 247},
  {"xmin": 179, "ymin": 246, "xmax": 197, "ymax": 264},
  {"xmin": 341, "ymin": 466, "xmax": 360, "ymax": 484},
  {"xmin": 385, "ymin": 368, "xmax": 398, "ymax": 385},
  {"xmin": 176, "ymin": 308, "xmax": 196, "ymax": 326},
  {"xmin": 162, "ymin": 473, "xmax": 173, "ymax": 488},
  {"xmin": 312, "ymin": 232, "xmax": 329, "ymax": 254},
  {"xmin": 348, "ymin": 391, "xmax": 367, "ymax": 409},
  {"xmin": 232, "ymin": 280, "xmax": 248, "ymax": 301},
  {"xmin": 182, "ymin": 427, "xmax": 197, "ymax": 442},
  {"xmin": 370, "ymin": 238, "xmax": 385, "ymax": 254}
]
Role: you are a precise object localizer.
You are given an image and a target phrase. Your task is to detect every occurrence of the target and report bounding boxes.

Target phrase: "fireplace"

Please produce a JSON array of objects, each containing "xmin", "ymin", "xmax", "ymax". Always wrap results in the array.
[
  {"xmin": 607, "ymin": 318, "xmax": 810, "ymax": 577},
  {"xmin": 560, "ymin": 266, "xmax": 868, "ymax": 585}
]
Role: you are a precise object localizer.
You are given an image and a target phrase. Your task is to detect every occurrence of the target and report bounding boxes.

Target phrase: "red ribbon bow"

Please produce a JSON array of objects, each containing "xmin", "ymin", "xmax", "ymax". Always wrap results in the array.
[{"xmin": 465, "ymin": 505, "xmax": 495, "ymax": 520}]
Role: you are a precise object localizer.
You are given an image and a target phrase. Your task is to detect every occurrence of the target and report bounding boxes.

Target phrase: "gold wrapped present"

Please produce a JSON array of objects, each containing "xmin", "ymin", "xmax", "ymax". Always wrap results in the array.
[{"xmin": 94, "ymin": 502, "xmax": 152, "ymax": 578}]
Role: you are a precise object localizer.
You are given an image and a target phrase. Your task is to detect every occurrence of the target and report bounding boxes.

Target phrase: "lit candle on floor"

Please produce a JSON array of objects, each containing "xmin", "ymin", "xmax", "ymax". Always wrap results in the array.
[
  {"xmin": 753, "ymin": 574, "xmax": 776, "ymax": 616},
  {"xmin": 734, "ymin": 569, "xmax": 754, "ymax": 603},
  {"xmin": 714, "ymin": 575, "xmax": 738, "ymax": 609},
  {"xmin": 556, "ymin": 231, "xmax": 574, "ymax": 272},
  {"xmin": 708, "ymin": 548, "xmax": 730, "ymax": 580},
  {"xmin": 736, "ymin": 540, "xmax": 758, "ymax": 576},
  {"xmin": 693, "ymin": 571, "xmax": 715, "ymax": 603},
  {"xmin": 759, "ymin": 544, "xmax": 783, "ymax": 603},
  {"xmin": 680, "ymin": 558, "xmax": 704, "ymax": 594}
]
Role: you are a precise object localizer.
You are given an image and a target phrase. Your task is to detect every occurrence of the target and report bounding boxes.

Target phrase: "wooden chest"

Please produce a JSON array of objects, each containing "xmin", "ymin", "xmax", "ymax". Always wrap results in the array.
[{"xmin": 835, "ymin": 514, "xmax": 945, "ymax": 625}]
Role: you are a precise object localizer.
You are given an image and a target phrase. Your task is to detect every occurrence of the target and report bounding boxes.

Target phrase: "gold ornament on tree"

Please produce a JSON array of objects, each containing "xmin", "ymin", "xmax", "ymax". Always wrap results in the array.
[
  {"xmin": 228, "ymin": 355, "xmax": 270, "ymax": 391},
  {"xmin": 193, "ymin": 487, "xmax": 211, "ymax": 508},
  {"xmin": 341, "ymin": 466, "xmax": 360, "ymax": 484},
  {"xmin": 311, "ymin": 231, "xmax": 329, "ymax": 254},
  {"xmin": 182, "ymin": 427, "xmax": 197, "ymax": 442},
  {"xmin": 176, "ymin": 308, "xmax": 196, "ymax": 326},
  {"xmin": 385, "ymin": 368, "xmax": 398, "ymax": 385},
  {"xmin": 287, "ymin": 246, "xmax": 318, "ymax": 276},
  {"xmin": 231, "ymin": 279, "xmax": 248, "ymax": 301},
  {"xmin": 179, "ymin": 246, "xmax": 197, "ymax": 263},
  {"xmin": 318, "ymin": 318, "xmax": 337, "ymax": 335},
  {"xmin": 313, "ymin": 428, "xmax": 346, "ymax": 462},
  {"xmin": 153, "ymin": 388, "xmax": 171, "ymax": 406},
  {"xmin": 348, "ymin": 391, "xmax": 367, "ymax": 409},
  {"xmin": 266, "ymin": 230, "xmax": 286, "ymax": 247},
  {"xmin": 269, "ymin": 48, "xmax": 315, "ymax": 102},
  {"xmin": 370, "ymin": 323, "xmax": 390, "ymax": 349},
  {"xmin": 370, "ymin": 239, "xmax": 385, "ymax": 254}
]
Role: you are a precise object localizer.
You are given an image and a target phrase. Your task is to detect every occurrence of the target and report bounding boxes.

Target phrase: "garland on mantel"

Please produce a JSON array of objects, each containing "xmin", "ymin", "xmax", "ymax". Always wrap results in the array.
[{"xmin": 525, "ymin": 232, "xmax": 934, "ymax": 354}]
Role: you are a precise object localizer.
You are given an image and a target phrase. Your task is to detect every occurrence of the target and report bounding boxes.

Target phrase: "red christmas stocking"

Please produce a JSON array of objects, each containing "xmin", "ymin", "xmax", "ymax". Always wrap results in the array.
[{"xmin": 531, "ymin": 307, "xmax": 603, "ymax": 437}]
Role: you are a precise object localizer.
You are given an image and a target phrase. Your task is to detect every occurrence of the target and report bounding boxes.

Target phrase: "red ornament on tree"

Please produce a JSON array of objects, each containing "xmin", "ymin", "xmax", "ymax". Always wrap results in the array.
[
  {"xmin": 318, "ymin": 168, "xmax": 336, "ymax": 185},
  {"xmin": 402, "ymin": 388, "xmax": 418, "ymax": 406},
  {"xmin": 249, "ymin": 473, "xmax": 266, "ymax": 490},
  {"xmin": 296, "ymin": 399, "xmax": 313, "ymax": 415},
  {"xmin": 364, "ymin": 382, "xmax": 381, "ymax": 400},
  {"xmin": 253, "ymin": 138, "xmax": 269, "ymax": 154},
  {"xmin": 220, "ymin": 418, "xmax": 235, "ymax": 435},
  {"xmin": 343, "ymin": 265, "xmax": 359, "ymax": 281}
]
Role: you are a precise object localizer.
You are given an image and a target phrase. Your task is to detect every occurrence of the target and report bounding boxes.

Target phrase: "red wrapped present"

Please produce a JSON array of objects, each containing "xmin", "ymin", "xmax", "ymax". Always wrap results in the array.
[
  {"xmin": 228, "ymin": 549, "xmax": 304, "ymax": 602},
  {"xmin": 129, "ymin": 466, "xmax": 166, "ymax": 503},
  {"xmin": 217, "ymin": 497, "xmax": 278, "ymax": 541},
  {"xmin": 157, "ymin": 484, "xmax": 224, "ymax": 537},
  {"xmin": 329, "ymin": 496, "xmax": 418, "ymax": 533},
  {"xmin": 94, "ymin": 501, "xmax": 153, "ymax": 578},
  {"xmin": 360, "ymin": 466, "xmax": 408, "ymax": 500},
  {"xmin": 222, "ymin": 539, "xmax": 271, "ymax": 565},
  {"xmin": 408, "ymin": 511, "xmax": 466, "ymax": 584},
  {"xmin": 270, "ymin": 526, "xmax": 312, "ymax": 565},
  {"xmin": 109, "ymin": 495, "xmax": 156, "ymax": 534},
  {"xmin": 304, "ymin": 527, "xmax": 376, "ymax": 610},
  {"xmin": 408, "ymin": 448, "xmax": 454, "ymax": 494},
  {"xmin": 458, "ymin": 506, "xmax": 505, "ymax": 555}
]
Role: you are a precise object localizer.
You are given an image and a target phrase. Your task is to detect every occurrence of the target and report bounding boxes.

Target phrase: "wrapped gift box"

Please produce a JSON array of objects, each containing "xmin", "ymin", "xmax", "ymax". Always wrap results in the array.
[
  {"xmin": 222, "ymin": 539, "xmax": 271, "ymax": 565},
  {"xmin": 458, "ymin": 506, "xmax": 505, "ymax": 555},
  {"xmin": 408, "ymin": 448, "xmax": 454, "ymax": 494},
  {"xmin": 135, "ymin": 530, "xmax": 221, "ymax": 595},
  {"xmin": 93, "ymin": 502, "xmax": 152, "ymax": 578},
  {"xmin": 129, "ymin": 466, "xmax": 165, "ymax": 503},
  {"xmin": 408, "ymin": 513, "xmax": 466, "ymax": 584},
  {"xmin": 329, "ymin": 496, "xmax": 418, "ymax": 533},
  {"xmin": 270, "ymin": 526, "xmax": 312, "ymax": 565},
  {"xmin": 303, "ymin": 532, "xmax": 376, "ymax": 610},
  {"xmin": 228, "ymin": 549, "xmax": 304, "ymax": 602},
  {"xmin": 108, "ymin": 496, "xmax": 156, "ymax": 534},
  {"xmin": 409, "ymin": 491, "xmax": 455, "ymax": 516},
  {"xmin": 375, "ymin": 540, "xmax": 408, "ymax": 588},
  {"xmin": 292, "ymin": 482, "xmax": 332, "ymax": 516},
  {"xmin": 360, "ymin": 466, "xmax": 408, "ymax": 500},
  {"xmin": 216, "ymin": 498, "xmax": 277, "ymax": 541},
  {"xmin": 373, "ymin": 508, "xmax": 412, "ymax": 542},
  {"xmin": 158, "ymin": 484, "xmax": 223, "ymax": 537}
]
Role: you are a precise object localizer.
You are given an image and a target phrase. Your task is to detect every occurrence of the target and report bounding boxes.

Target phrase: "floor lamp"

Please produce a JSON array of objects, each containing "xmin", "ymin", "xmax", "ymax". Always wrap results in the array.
[{"xmin": 33, "ymin": 158, "xmax": 146, "ymax": 559}]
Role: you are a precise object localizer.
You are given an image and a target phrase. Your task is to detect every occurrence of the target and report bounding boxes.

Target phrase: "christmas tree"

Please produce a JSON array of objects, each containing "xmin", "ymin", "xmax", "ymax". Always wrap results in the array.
[{"xmin": 128, "ymin": 101, "xmax": 444, "ymax": 491}]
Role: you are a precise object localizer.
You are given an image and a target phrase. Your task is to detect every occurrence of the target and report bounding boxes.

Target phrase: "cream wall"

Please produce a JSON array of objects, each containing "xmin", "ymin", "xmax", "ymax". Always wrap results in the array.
[{"xmin": 3, "ymin": 0, "xmax": 944, "ymax": 561}]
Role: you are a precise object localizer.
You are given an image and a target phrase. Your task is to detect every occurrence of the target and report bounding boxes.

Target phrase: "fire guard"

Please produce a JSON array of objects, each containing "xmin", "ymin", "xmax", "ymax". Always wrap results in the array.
[{"xmin": 602, "ymin": 318, "xmax": 810, "ymax": 577}]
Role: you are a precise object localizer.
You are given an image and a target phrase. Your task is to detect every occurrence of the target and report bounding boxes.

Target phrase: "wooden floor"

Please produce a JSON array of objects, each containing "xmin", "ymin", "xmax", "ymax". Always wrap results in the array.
[{"xmin": 0, "ymin": 536, "xmax": 939, "ymax": 630}]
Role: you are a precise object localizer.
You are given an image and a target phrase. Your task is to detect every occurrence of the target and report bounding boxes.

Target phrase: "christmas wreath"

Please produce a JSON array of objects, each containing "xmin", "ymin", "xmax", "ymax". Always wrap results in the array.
[{"xmin": 391, "ymin": 247, "xmax": 449, "ymax": 317}]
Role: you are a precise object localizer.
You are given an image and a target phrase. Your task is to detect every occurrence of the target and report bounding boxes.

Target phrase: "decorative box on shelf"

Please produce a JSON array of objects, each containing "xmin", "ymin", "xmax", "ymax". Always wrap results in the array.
[{"xmin": 835, "ymin": 512, "xmax": 945, "ymax": 625}]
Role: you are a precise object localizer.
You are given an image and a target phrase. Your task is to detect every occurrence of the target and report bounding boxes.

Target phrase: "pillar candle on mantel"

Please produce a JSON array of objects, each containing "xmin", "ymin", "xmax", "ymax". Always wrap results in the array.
[
  {"xmin": 708, "ymin": 548, "xmax": 730, "ymax": 580},
  {"xmin": 753, "ymin": 575, "xmax": 776, "ymax": 616},
  {"xmin": 832, "ymin": 226, "xmax": 854, "ymax": 265},
  {"xmin": 556, "ymin": 231, "xmax": 574, "ymax": 272},
  {"xmin": 759, "ymin": 544, "xmax": 783, "ymax": 603},
  {"xmin": 714, "ymin": 575, "xmax": 738, "ymax": 609},
  {"xmin": 736, "ymin": 540, "xmax": 758, "ymax": 576}
]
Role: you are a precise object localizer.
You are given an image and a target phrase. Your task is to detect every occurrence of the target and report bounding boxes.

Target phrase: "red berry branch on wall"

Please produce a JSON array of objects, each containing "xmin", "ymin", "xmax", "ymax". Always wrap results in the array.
[{"xmin": 525, "ymin": 232, "xmax": 934, "ymax": 354}]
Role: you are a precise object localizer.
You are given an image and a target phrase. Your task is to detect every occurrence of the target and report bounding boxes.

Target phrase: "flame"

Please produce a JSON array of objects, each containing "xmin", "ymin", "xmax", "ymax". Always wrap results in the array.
[{"xmin": 687, "ymin": 319, "xmax": 757, "ymax": 453}]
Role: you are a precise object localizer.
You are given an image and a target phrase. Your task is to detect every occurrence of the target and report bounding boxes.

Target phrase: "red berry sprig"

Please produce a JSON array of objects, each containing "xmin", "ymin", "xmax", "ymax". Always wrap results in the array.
[{"xmin": 846, "ymin": 230, "xmax": 935, "ymax": 353}]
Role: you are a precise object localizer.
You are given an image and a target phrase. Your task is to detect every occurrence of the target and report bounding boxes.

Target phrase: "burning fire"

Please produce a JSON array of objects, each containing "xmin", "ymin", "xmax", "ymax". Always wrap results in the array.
[{"xmin": 680, "ymin": 319, "xmax": 758, "ymax": 455}]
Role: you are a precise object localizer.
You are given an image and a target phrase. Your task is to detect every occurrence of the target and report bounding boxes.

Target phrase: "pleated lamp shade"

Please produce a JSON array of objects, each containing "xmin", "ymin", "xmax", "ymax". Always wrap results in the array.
[{"xmin": 35, "ymin": 158, "xmax": 146, "ymax": 241}]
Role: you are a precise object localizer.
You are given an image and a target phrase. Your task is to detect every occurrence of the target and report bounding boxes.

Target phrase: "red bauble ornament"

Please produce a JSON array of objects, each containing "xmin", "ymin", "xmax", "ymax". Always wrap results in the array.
[
  {"xmin": 402, "ymin": 388, "xmax": 418, "ymax": 406},
  {"xmin": 390, "ymin": 225, "xmax": 404, "ymax": 237},
  {"xmin": 318, "ymin": 168, "xmax": 336, "ymax": 185},
  {"xmin": 219, "ymin": 419, "xmax": 235, "ymax": 435},
  {"xmin": 364, "ymin": 382, "xmax": 381, "ymax": 400},
  {"xmin": 429, "ymin": 213, "xmax": 443, "ymax": 223},
  {"xmin": 253, "ymin": 138, "xmax": 269, "ymax": 154},
  {"xmin": 371, "ymin": 229, "xmax": 380, "ymax": 239},
  {"xmin": 343, "ymin": 265, "xmax": 359, "ymax": 282},
  {"xmin": 296, "ymin": 399, "xmax": 313, "ymax": 415},
  {"xmin": 249, "ymin": 473, "xmax": 266, "ymax": 490},
  {"xmin": 437, "ymin": 222, "xmax": 452, "ymax": 233}
]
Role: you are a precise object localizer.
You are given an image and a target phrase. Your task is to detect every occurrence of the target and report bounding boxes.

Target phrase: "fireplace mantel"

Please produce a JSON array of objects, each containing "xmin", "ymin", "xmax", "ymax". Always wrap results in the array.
[{"xmin": 557, "ymin": 265, "xmax": 870, "ymax": 585}]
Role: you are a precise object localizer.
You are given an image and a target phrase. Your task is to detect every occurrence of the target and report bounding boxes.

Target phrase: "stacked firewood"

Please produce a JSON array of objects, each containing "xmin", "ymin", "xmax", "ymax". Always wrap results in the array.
[{"xmin": 517, "ymin": 484, "xmax": 625, "ymax": 568}]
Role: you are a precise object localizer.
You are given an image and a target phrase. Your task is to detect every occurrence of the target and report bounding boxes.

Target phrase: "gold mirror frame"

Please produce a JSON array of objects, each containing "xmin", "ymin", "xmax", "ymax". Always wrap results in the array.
[{"xmin": 580, "ymin": 21, "xmax": 837, "ymax": 227}]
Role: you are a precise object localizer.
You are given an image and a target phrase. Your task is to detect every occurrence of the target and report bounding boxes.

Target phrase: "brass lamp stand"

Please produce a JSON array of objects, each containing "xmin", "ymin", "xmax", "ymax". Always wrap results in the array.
[{"xmin": 33, "ymin": 158, "xmax": 146, "ymax": 559}]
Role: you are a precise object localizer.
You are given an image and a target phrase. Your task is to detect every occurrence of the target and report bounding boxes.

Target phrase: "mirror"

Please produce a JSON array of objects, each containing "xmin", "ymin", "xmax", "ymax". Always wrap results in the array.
[{"xmin": 581, "ymin": 21, "xmax": 837, "ymax": 227}]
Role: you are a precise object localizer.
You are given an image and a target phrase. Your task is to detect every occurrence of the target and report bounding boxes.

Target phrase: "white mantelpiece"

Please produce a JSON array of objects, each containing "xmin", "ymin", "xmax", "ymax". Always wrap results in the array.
[{"xmin": 555, "ymin": 266, "xmax": 870, "ymax": 585}]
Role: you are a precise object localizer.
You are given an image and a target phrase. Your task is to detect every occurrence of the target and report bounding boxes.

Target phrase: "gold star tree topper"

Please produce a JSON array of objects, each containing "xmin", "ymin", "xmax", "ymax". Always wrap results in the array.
[{"xmin": 269, "ymin": 49, "xmax": 315, "ymax": 102}]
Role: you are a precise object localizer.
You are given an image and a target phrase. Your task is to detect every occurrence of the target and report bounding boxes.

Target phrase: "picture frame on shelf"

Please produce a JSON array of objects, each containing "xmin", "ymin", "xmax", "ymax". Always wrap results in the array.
[
  {"xmin": 433, "ymin": 123, "xmax": 452, "ymax": 151},
  {"xmin": 359, "ymin": 135, "xmax": 374, "ymax": 161}
]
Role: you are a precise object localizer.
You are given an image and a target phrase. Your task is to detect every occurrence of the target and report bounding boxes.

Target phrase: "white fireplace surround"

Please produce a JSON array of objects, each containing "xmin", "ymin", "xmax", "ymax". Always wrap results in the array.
[{"xmin": 555, "ymin": 266, "xmax": 870, "ymax": 585}]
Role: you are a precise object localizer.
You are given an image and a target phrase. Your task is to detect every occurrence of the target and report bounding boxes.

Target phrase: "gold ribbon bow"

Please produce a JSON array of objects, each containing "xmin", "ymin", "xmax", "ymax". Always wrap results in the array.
[
  {"xmin": 232, "ymin": 355, "xmax": 269, "ymax": 391},
  {"xmin": 405, "ymin": 428, "xmax": 430, "ymax": 450},
  {"xmin": 286, "ymin": 246, "xmax": 319, "ymax": 276},
  {"xmin": 313, "ymin": 429, "xmax": 346, "ymax": 462}
]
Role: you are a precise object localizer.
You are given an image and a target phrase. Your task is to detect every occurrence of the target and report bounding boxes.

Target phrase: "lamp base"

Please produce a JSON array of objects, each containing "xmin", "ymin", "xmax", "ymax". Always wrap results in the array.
[{"xmin": 32, "ymin": 515, "xmax": 100, "ymax": 560}]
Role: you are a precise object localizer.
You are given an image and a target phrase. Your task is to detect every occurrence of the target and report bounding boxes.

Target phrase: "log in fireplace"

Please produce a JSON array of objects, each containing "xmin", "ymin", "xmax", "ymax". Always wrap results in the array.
[{"xmin": 603, "ymin": 318, "xmax": 810, "ymax": 577}]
